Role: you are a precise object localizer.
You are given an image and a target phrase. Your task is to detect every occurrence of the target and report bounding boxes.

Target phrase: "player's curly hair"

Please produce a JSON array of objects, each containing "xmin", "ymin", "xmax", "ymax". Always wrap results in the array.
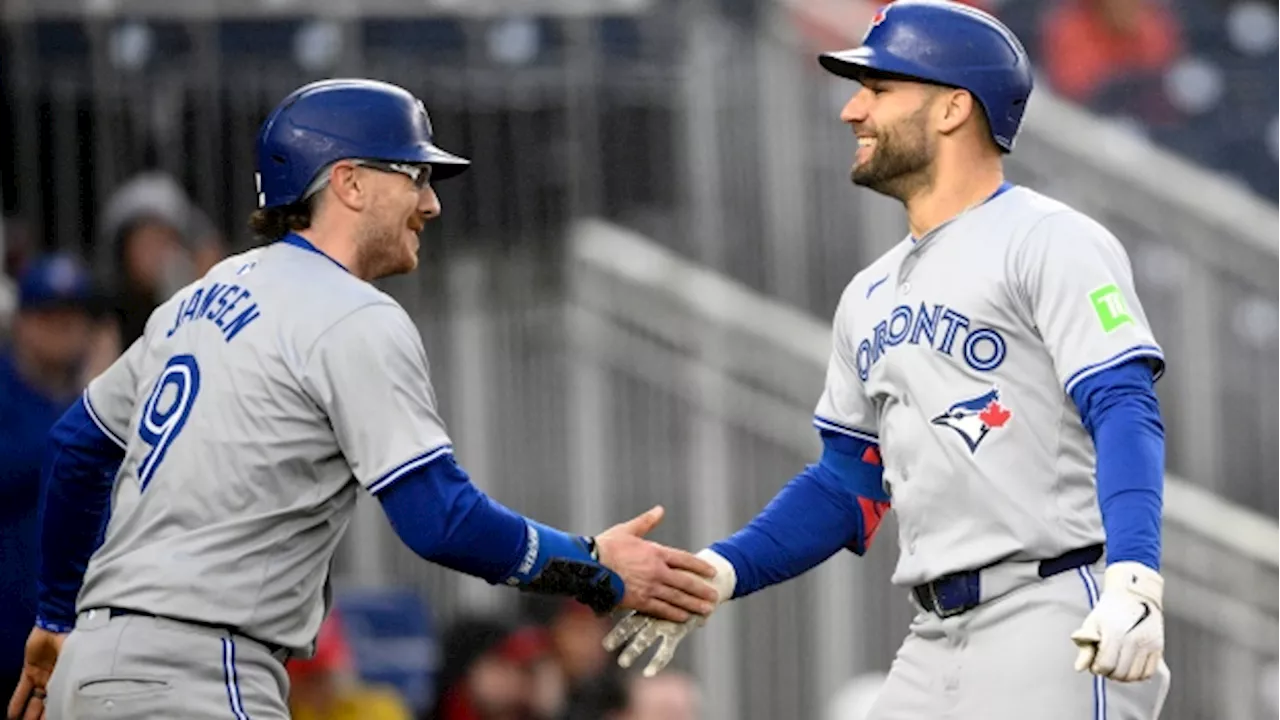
[{"xmin": 247, "ymin": 199, "xmax": 313, "ymax": 241}]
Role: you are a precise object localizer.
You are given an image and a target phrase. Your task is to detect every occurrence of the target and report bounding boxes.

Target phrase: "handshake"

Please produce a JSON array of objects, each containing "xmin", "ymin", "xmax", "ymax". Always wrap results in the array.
[
  {"xmin": 593, "ymin": 505, "xmax": 1167, "ymax": 685},
  {"xmin": 590, "ymin": 506, "xmax": 735, "ymax": 678}
]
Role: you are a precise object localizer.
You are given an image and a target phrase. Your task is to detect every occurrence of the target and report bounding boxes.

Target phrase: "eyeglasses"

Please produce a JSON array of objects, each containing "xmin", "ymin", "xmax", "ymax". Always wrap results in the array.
[
  {"xmin": 351, "ymin": 159, "xmax": 433, "ymax": 189},
  {"xmin": 301, "ymin": 159, "xmax": 434, "ymax": 200}
]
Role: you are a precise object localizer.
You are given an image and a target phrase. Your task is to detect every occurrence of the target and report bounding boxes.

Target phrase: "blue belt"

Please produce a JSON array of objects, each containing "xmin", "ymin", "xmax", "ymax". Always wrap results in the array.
[{"xmin": 911, "ymin": 544, "xmax": 1104, "ymax": 618}]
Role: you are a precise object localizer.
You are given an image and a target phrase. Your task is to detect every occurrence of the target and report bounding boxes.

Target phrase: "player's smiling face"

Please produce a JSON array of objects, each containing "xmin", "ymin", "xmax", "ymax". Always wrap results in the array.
[
  {"xmin": 840, "ymin": 74, "xmax": 940, "ymax": 199},
  {"xmin": 355, "ymin": 164, "xmax": 441, "ymax": 280}
]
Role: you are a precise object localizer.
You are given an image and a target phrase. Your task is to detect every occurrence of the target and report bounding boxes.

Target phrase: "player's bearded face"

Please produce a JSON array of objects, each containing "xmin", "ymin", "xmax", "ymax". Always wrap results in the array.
[
  {"xmin": 355, "ymin": 172, "xmax": 439, "ymax": 280},
  {"xmin": 849, "ymin": 90, "xmax": 936, "ymax": 199}
]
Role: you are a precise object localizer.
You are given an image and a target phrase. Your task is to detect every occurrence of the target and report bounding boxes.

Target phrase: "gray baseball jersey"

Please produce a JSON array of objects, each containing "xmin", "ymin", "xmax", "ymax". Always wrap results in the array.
[
  {"xmin": 814, "ymin": 185, "xmax": 1164, "ymax": 587},
  {"xmin": 76, "ymin": 236, "xmax": 452, "ymax": 652}
]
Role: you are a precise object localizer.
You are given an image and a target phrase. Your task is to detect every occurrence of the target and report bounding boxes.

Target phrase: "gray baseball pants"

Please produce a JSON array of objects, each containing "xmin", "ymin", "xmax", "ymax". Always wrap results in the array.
[
  {"xmin": 46, "ymin": 609, "xmax": 291, "ymax": 719},
  {"xmin": 868, "ymin": 559, "xmax": 1171, "ymax": 720}
]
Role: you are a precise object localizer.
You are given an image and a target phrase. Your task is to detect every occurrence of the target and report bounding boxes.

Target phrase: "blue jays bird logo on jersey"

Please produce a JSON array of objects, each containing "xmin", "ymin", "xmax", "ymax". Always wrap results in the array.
[{"xmin": 931, "ymin": 388, "xmax": 1012, "ymax": 454}]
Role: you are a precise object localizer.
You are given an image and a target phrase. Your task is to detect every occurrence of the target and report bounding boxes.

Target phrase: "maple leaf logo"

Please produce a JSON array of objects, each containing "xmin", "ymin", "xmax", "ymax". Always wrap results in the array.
[
  {"xmin": 931, "ymin": 388, "xmax": 1012, "ymax": 454},
  {"xmin": 979, "ymin": 401, "xmax": 1011, "ymax": 428}
]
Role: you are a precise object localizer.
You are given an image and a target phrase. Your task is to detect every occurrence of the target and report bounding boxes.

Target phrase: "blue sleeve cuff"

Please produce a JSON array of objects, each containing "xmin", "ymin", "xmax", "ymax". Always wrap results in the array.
[{"xmin": 1070, "ymin": 359, "xmax": 1164, "ymax": 571}]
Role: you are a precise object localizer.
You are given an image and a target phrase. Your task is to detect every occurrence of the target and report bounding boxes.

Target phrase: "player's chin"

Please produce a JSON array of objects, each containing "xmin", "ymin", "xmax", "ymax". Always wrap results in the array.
[
  {"xmin": 400, "ymin": 236, "xmax": 421, "ymax": 272},
  {"xmin": 850, "ymin": 165, "xmax": 877, "ymax": 187}
]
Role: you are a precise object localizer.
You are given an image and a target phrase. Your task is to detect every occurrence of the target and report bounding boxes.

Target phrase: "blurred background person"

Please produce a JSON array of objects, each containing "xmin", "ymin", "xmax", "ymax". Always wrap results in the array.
[
  {"xmin": 521, "ymin": 597, "xmax": 626, "ymax": 720},
  {"xmin": 287, "ymin": 610, "xmax": 414, "ymax": 720},
  {"xmin": 85, "ymin": 172, "xmax": 226, "ymax": 376},
  {"xmin": 0, "ymin": 252, "xmax": 96, "ymax": 702},
  {"xmin": 0, "ymin": 219, "xmax": 40, "ymax": 342},
  {"xmin": 1040, "ymin": 0, "xmax": 1184, "ymax": 124},
  {"xmin": 619, "ymin": 671, "xmax": 703, "ymax": 720},
  {"xmin": 428, "ymin": 617, "xmax": 552, "ymax": 720}
]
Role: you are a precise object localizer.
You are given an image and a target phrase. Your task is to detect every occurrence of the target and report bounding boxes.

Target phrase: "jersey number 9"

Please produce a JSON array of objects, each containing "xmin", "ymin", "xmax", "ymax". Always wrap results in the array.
[{"xmin": 138, "ymin": 354, "xmax": 202, "ymax": 490}]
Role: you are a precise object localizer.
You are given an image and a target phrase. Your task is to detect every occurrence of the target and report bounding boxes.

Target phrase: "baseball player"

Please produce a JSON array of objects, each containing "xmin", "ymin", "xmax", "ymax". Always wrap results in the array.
[
  {"xmin": 7, "ymin": 78, "xmax": 719, "ymax": 720},
  {"xmin": 604, "ymin": 2, "xmax": 1173, "ymax": 718}
]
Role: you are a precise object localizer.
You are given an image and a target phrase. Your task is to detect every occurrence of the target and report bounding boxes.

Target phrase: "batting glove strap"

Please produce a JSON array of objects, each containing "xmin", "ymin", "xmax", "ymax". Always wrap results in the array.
[
  {"xmin": 1103, "ymin": 561, "xmax": 1164, "ymax": 609},
  {"xmin": 503, "ymin": 521, "xmax": 624, "ymax": 614},
  {"xmin": 696, "ymin": 548, "xmax": 738, "ymax": 606},
  {"xmin": 1071, "ymin": 562, "xmax": 1165, "ymax": 683}
]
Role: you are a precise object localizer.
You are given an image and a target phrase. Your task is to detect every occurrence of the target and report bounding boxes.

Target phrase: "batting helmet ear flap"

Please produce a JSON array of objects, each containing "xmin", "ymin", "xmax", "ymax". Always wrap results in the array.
[{"xmin": 818, "ymin": 0, "xmax": 1034, "ymax": 152}]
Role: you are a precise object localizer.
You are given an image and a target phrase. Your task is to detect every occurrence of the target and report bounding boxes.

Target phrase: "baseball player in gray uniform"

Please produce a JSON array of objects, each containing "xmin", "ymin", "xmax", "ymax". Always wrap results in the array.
[
  {"xmin": 605, "ymin": 3, "xmax": 1173, "ymax": 718},
  {"xmin": 7, "ymin": 79, "xmax": 719, "ymax": 720}
]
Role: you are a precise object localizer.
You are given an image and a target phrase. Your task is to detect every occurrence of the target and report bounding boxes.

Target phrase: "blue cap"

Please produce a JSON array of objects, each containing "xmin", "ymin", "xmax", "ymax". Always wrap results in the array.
[{"xmin": 18, "ymin": 253, "xmax": 95, "ymax": 312}]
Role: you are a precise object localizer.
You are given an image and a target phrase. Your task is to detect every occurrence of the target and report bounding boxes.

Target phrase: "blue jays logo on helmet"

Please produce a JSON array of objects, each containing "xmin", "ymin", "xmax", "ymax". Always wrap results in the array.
[{"xmin": 930, "ymin": 387, "xmax": 1012, "ymax": 453}]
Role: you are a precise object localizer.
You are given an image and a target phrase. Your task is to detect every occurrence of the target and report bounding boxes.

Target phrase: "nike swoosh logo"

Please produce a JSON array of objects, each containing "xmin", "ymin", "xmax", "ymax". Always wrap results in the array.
[
  {"xmin": 866, "ymin": 275, "xmax": 889, "ymax": 298},
  {"xmin": 1127, "ymin": 601, "xmax": 1153, "ymax": 633}
]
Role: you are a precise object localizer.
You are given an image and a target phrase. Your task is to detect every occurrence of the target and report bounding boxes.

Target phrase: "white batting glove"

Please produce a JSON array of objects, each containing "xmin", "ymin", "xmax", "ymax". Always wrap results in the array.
[
  {"xmin": 1071, "ymin": 561, "xmax": 1165, "ymax": 682},
  {"xmin": 602, "ymin": 549, "xmax": 736, "ymax": 677}
]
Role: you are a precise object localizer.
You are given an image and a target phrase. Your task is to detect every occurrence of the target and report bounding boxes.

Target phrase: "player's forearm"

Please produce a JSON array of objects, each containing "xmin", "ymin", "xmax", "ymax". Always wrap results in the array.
[
  {"xmin": 377, "ymin": 455, "xmax": 622, "ymax": 604},
  {"xmin": 1071, "ymin": 359, "xmax": 1164, "ymax": 571},
  {"xmin": 710, "ymin": 431, "xmax": 888, "ymax": 598},
  {"xmin": 711, "ymin": 466, "xmax": 856, "ymax": 598},
  {"xmin": 36, "ymin": 397, "xmax": 124, "ymax": 630},
  {"xmin": 378, "ymin": 455, "xmax": 531, "ymax": 581}
]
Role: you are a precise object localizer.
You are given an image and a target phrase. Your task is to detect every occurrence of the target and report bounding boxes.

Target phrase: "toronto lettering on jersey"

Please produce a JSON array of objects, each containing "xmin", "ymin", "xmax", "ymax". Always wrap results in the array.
[
  {"xmin": 855, "ymin": 302, "xmax": 1007, "ymax": 379},
  {"xmin": 166, "ymin": 282, "xmax": 262, "ymax": 343}
]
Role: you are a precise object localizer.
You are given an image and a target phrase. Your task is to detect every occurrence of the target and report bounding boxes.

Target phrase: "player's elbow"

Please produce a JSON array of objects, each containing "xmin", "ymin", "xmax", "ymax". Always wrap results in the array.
[{"xmin": 379, "ymin": 462, "xmax": 529, "ymax": 582}]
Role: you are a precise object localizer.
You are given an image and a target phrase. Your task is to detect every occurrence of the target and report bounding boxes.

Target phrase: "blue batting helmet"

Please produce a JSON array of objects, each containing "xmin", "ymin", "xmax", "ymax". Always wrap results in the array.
[
  {"xmin": 255, "ymin": 79, "xmax": 471, "ymax": 209},
  {"xmin": 818, "ymin": 0, "xmax": 1034, "ymax": 152}
]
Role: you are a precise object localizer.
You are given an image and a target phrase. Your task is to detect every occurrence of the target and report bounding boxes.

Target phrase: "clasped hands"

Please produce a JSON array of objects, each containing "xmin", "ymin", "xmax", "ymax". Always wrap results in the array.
[
  {"xmin": 599, "ymin": 523, "xmax": 1166, "ymax": 685},
  {"xmin": 601, "ymin": 543, "xmax": 735, "ymax": 678}
]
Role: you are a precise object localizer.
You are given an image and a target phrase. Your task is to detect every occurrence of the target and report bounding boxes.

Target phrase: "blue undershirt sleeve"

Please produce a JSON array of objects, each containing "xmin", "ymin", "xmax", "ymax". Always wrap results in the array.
[
  {"xmin": 1069, "ymin": 358, "xmax": 1165, "ymax": 571},
  {"xmin": 709, "ymin": 430, "xmax": 889, "ymax": 599},
  {"xmin": 36, "ymin": 397, "xmax": 124, "ymax": 632},
  {"xmin": 376, "ymin": 453, "xmax": 625, "ymax": 611}
]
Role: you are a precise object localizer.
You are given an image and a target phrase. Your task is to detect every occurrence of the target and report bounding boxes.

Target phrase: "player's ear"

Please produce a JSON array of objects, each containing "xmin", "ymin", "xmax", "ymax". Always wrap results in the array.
[
  {"xmin": 328, "ymin": 162, "xmax": 368, "ymax": 212},
  {"xmin": 935, "ymin": 88, "xmax": 974, "ymax": 137}
]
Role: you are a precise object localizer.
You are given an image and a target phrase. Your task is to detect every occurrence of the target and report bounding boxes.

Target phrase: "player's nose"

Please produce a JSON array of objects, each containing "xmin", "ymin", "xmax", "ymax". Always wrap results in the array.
[
  {"xmin": 840, "ymin": 87, "xmax": 871, "ymax": 125},
  {"xmin": 418, "ymin": 185, "xmax": 441, "ymax": 220}
]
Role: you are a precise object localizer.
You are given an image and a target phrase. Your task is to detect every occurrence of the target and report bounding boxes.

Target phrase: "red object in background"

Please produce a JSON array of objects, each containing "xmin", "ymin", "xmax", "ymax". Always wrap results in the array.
[
  {"xmin": 287, "ymin": 610, "xmax": 355, "ymax": 683},
  {"xmin": 494, "ymin": 626, "xmax": 552, "ymax": 665},
  {"xmin": 1041, "ymin": 0, "xmax": 1182, "ymax": 103},
  {"xmin": 435, "ymin": 624, "xmax": 552, "ymax": 720}
]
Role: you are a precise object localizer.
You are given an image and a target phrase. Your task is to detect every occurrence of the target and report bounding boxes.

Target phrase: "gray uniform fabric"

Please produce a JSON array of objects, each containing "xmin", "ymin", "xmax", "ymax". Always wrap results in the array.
[
  {"xmin": 814, "ymin": 186, "xmax": 1170, "ymax": 717},
  {"xmin": 815, "ymin": 186, "xmax": 1164, "ymax": 586},
  {"xmin": 867, "ymin": 560, "xmax": 1170, "ymax": 720},
  {"xmin": 74, "ymin": 237, "xmax": 450, "ymax": 655},
  {"xmin": 46, "ymin": 609, "xmax": 290, "ymax": 720}
]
